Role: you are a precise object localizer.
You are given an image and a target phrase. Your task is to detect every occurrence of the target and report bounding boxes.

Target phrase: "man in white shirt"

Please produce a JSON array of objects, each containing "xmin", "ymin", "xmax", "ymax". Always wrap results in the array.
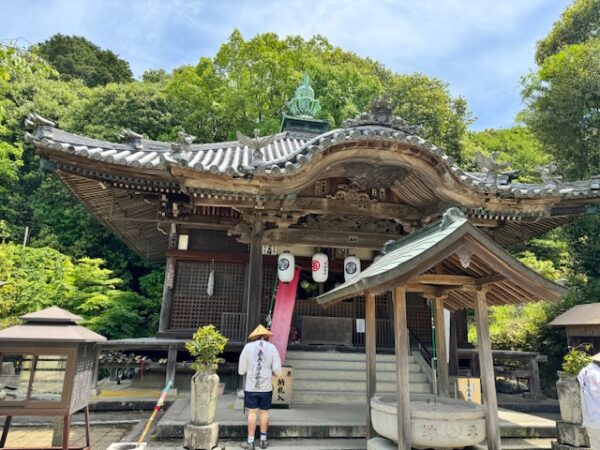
[
  {"xmin": 578, "ymin": 352, "xmax": 600, "ymax": 449},
  {"xmin": 238, "ymin": 324, "xmax": 282, "ymax": 449}
]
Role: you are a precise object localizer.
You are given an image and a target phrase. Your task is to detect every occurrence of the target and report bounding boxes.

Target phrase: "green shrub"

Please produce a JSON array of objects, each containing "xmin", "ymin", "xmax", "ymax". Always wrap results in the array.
[
  {"xmin": 185, "ymin": 325, "xmax": 228, "ymax": 372},
  {"xmin": 562, "ymin": 343, "xmax": 592, "ymax": 375}
]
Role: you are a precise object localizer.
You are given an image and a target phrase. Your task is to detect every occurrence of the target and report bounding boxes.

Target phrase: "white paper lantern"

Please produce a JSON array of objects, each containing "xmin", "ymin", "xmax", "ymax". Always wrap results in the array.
[
  {"xmin": 344, "ymin": 255, "xmax": 361, "ymax": 282},
  {"xmin": 311, "ymin": 252, "xmax": 329, "ymax": 282},
  {"xmin": 277, "ymin": 251, "xmax": 295, "ymax": 283}
]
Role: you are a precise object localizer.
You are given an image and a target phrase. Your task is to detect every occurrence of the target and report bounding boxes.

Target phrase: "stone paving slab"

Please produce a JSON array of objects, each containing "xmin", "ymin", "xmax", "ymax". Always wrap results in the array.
[{"xmin": 0, "ymin": 425, "xmax": 132, "ymax": 450}]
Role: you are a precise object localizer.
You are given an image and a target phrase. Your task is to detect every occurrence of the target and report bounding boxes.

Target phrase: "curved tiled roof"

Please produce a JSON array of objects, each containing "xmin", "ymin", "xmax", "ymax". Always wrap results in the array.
[{"xmin": 24, "ymin": 113, "xmax": 600, "ymax": 200}]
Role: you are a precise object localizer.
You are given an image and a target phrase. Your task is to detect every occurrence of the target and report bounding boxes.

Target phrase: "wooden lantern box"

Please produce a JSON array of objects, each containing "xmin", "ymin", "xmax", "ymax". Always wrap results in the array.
[{"xmin": 0, "ymin": 307, "xmax": 106, "ymax": 450}]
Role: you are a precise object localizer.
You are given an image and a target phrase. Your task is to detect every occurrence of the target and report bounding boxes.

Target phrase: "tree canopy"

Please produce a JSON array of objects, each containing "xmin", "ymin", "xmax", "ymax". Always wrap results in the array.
[
  {"xmin": 37, "ymin": 34, "xmax": 133, "ymax": 87},
  {"xmin": 535, "ymin": 0, "xmax": 600, "ymax": 64}
]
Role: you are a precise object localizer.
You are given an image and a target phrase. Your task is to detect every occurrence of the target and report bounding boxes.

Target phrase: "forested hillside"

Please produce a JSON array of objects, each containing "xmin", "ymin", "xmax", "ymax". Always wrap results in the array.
[{"xmin": 1, "ymin": 0, "xmax": 599, "ymax": 393}]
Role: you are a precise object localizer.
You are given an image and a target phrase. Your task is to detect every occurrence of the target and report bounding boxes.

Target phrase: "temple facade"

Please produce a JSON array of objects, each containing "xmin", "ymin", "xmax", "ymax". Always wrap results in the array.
[{"xmin": 24, "ymin": 77, "xmax": 600, "ymax": 352}]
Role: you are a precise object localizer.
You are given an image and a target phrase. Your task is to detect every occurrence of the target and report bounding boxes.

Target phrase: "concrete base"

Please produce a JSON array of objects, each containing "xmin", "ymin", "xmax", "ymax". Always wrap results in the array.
[
  {"xmin": 556, "ymin": 421, "xmax": 590, "ymax": 448},
  {"xmin": 552, "ymin": 441, "xmax": 591, "ymax": 450},
  {"xmin": 183, "ymin": 422, "xmax": 219, "ymax": 450},
  {"xmin": 367, "ymin": 437, "xmax": 396, "ymax": 450}
]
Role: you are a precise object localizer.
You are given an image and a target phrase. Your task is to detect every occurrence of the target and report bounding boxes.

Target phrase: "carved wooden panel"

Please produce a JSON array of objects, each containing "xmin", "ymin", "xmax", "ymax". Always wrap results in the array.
[{"xmin": 170, "ymin": 261, "xmax": 245, "ymax": 329}]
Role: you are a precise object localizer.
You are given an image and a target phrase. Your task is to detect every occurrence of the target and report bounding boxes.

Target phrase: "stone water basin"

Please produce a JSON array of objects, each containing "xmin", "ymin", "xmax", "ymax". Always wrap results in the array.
[{"xmin": 371, "ymin": 394, "xmax": 486, "ymax": 449}]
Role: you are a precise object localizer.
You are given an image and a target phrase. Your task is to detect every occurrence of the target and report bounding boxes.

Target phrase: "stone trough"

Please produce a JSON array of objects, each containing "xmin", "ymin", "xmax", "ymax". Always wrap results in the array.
[{"xmin": 370, "ymin": 394, "xmax": 486, "ymax": 449}]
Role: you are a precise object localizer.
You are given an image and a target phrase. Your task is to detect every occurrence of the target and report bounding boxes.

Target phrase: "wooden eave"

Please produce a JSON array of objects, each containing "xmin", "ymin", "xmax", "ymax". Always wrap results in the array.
[{"xmin": 315, "ymin": 210, "xmax": 568, "ymax": 310}]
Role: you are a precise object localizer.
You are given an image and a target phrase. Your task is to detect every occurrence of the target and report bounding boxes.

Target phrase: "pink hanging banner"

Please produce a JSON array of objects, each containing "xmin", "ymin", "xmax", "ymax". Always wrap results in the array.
[{"xmin": 269, "ymin": 268, "xmax": 301, "ymax": 365}]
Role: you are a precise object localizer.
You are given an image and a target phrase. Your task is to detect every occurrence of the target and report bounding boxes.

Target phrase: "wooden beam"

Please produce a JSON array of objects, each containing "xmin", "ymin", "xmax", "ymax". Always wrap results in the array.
[
  {"xmin": 434, "ymin": 296, "xmax": 449, "ymax": 397},
  {"xmin": 158, "ymin": 256, "xmax": 176, "ymax": 334},
  {"xmin": 365, "ymin": 293, "xmax": 377, "ymax": 439},
  {"xmin": 411, "ymin": 273, "xmax": 506, "ymax": 287},
  {"xmin": 473, "ymin": 289, "xmax": 501, "ymax": 450},
  {"xmin": 262, "ymin": 228, "xmax": 400, "ymax": 249},
  {"xmin": 193, "ymin": 196, "xmax": 421, "ymax": 224},
  {"xmin": 393, "ymin": 287, "xmax": 411, "ymax": 450}
]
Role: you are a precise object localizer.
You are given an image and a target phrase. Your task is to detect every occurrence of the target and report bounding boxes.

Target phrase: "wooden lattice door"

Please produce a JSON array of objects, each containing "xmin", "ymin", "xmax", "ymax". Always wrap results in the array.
[{"xmin": 170, "ymin": 261, "xmax": 246, "ymax": 330}]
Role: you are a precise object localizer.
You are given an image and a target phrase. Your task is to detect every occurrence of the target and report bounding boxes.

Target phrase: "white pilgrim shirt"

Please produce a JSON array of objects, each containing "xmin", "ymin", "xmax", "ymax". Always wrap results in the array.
[
  {"xmin": 238, "ymin": 339, "xmax": 282, "ymax": 393},
  {"xmin": 577, "ymin": 362, "xmax": 600, "ymax": 429}
]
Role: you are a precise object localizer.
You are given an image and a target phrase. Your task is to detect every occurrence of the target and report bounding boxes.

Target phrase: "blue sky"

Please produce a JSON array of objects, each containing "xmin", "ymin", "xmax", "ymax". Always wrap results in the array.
[{"xmin": 2, "ymin": 0, "xmax": 570, "ymax": 130}]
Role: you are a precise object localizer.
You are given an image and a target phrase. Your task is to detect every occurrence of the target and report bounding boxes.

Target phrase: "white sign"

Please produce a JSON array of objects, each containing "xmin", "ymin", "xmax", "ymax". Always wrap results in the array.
[{"xmin": 356, "ymin": 318, "xmax": 365, "ymax": 333}]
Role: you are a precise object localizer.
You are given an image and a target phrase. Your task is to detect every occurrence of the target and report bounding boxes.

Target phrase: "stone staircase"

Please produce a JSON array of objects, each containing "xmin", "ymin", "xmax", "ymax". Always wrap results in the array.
[{"xmin": 286, "ymin": 350, "xmax": 431, "ymax": 404}]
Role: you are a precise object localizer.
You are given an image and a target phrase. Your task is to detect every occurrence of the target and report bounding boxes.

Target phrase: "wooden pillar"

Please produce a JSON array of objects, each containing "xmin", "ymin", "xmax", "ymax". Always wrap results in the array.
[
  {"xmin": 434, "ymin": 295, "xmax": 449, "ymax": 397},
  {"xmin": 393, "ymin": 287, "xmax": 411, "ymax": 450},
  {"xmin": 473, "ymin": 289, "xmax": 501, "ymax": 450},
  {"xmin": 245, "ymin": 222, "xmax": 264, "ymax": 337},
  {"xmin": 62, "ymin": 415, "xmax": 71, "ymax": 450},
  {"xmin": 365, "ymin": 292, "xmax": 377, "ymax": 439},
  {"xmin": 158, "ymin": 256, "xmax": 176, "ymax": 335},
  {"xmin": 0, "ymin": 416, "xmax": 12, "ymax": 447},
  {"xmin": 166, "ymin": 344, "xmax": 178, "ymax": 388},
  {"xmin": 449, "ymin": 311, "xmax": 459, "ymax": 377}
]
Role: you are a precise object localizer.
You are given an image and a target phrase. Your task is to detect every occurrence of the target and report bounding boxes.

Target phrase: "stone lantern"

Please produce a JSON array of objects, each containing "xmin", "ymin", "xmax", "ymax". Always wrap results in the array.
[{"xmin": 0, "ymin": 306, "xmax": 106, "ymax": 450}]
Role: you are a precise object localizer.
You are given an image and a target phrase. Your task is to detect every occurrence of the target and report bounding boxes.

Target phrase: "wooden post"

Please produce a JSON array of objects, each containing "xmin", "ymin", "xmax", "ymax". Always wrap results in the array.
[
  {"xmin": 393, "ymin": 287, "xmax": 411, "ymax": 450},
  {"xmin": 473, "ymin": 288, "xmax": 501, "ymax": 450},
  {"xmin": 158, "ymin": 256, "xmax": 176, "ymax": 335},
  {"xmin": 245, "ymin": 222, "xmax": 264, "ymax": 337},
  {"xmin": 62, "ymin": 415, "xmax": 70, "ymax": 450},
  {"xmin": 0, "ymin": 416, "xmax": 12, "ymax": 447},
  {"xmin": 365, "ymin": 292, "xmax": 377, "ymax": 439},
  {"xmin": 166, "ymin": 344, "xmax": 178, "ymax": 388},
  {"xmin": 84, "ymin": 406, "xmax": 91, "ymax": 449},
  {"xmin": 449, "ymin": 311, "xmax": 459, "ymax": 377},
  {"xmin": 434, "ymin": 296, "xmax": 449, "ymax": 397}
]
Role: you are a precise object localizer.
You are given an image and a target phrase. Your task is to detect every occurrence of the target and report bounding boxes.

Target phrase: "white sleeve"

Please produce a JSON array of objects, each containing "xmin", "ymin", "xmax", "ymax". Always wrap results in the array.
[
  {"xmin": 238, "ymin": 346, "xmax": 248, "ymax": 375},
  {"xmin": 272, "ymin": 346, "xmax": 282, "ymax": 376}
]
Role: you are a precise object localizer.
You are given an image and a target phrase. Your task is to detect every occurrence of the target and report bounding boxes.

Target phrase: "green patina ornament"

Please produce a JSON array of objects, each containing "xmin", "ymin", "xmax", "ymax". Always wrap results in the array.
[{"xmin": 287, "ymin": 74, "xmax": 321, "ymax": 118}]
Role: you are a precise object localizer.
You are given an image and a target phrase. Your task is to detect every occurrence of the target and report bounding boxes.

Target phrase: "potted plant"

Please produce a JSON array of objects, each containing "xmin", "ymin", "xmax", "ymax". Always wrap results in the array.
[
  {"xmin": 556, "ymin": 344, "xmax": 592, "ymax": 424},
  {"xmin": 184, "ymin": 325, "xmax": 228, "ymax": 450}
]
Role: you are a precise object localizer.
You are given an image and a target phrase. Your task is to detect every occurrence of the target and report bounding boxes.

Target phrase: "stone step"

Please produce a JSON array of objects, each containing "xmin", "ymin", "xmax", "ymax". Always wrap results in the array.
[
  {"xmin": 292, "ymin": 384, "xmax": 432, "ymax": 404},
  {"xmin": 294, "ymin": 369, "xmax": 428, "ymax": 383},
  {"xmin": 286, "ymin": 351, "xmax": 408, "ymax": 363},
  {"xmin": 469, "ymin": 438, "xmax": 554, "ymax": 450},
  {"xmin": 293, "ymin": 379, "xmax": 425, "ymax": 392},
  {"xmin": 220, "ymin": 438, "xmax": 366, "ymax": 449},
  {"xmin": 287, "ymin": 359, "xmax": 421, "ymax": 372}
]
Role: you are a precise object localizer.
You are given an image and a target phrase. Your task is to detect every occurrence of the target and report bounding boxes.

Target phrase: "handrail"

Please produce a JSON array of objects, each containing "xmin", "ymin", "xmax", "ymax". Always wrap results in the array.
[{"xmin": 408, "ymin": 327, "xmax": 432, "ymax": 363}]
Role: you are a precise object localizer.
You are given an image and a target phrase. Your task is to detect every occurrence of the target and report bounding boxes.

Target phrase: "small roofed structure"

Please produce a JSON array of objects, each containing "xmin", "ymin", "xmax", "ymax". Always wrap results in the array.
[
  {"xmin": 0, "ymin": 306, "xmax": 105, "ymax": 450},
  {"xmin": 549, "ymin": 303, "xmax": 600, "ymax": 352},
  {"xmin": 316, "ymin": 208, "xmax": 567, "ymax": 450}
]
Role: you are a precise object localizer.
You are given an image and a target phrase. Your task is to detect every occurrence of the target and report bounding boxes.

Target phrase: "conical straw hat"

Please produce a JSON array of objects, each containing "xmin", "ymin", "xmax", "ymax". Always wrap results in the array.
[{"xmin": 249, "ymin": 324, "xmax": 273, "ymax": 340}]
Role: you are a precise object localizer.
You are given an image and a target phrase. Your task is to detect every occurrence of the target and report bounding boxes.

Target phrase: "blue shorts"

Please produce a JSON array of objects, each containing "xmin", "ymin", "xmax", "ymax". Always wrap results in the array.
[{"xmin": 244, "ymin": 391, "xmax": 273, "ymax": 410}]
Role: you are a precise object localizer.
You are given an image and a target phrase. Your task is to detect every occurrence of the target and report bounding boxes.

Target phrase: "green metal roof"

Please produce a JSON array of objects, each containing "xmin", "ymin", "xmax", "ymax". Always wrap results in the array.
[{"xmin": 316, "ymin": 208, "xmax": 567, "ymax": 308}]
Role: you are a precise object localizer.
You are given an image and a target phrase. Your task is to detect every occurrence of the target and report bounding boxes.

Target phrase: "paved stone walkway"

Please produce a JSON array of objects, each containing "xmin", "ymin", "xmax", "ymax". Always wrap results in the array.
[{"xmin": 0, "ymin": 425, "xmax": 132, "ymax": 449}]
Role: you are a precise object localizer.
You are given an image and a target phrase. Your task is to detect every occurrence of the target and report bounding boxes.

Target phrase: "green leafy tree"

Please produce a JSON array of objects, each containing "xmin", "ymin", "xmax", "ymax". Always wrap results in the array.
[
  {"xmin": 166, "ymin": 30, "xmax": 471, "ymax": 159},
  {"xmin": 522, "ymin": 40, "xmax": 600, "ymax": 179},
  {"xmin": 0, "ymin": 243, "xmax": 160, "ymax": 338},
  {"xmin": 462, "ymin": 127, "xmax": 549, "ymax": 182},
  {"xmin": 37, "ymin": 34, "xmax": 133, "ymax": 87},
  {"xmin": 535, "ymin": 0, "xmax": 600, "ymax": 64},
  {"xmin": 61, "ymin": 81, "xmax": 177, "ymax": 141}
]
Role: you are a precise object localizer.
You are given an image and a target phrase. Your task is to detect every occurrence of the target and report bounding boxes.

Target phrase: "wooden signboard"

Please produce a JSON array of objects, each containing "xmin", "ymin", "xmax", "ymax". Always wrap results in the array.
[
  {"xmin": 457, "ymin": 377, "xmax": 482, "ymax": 404},
  {"xmin": 272, "ymin": 366, "xmax": 294, "ymax": 405}
]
